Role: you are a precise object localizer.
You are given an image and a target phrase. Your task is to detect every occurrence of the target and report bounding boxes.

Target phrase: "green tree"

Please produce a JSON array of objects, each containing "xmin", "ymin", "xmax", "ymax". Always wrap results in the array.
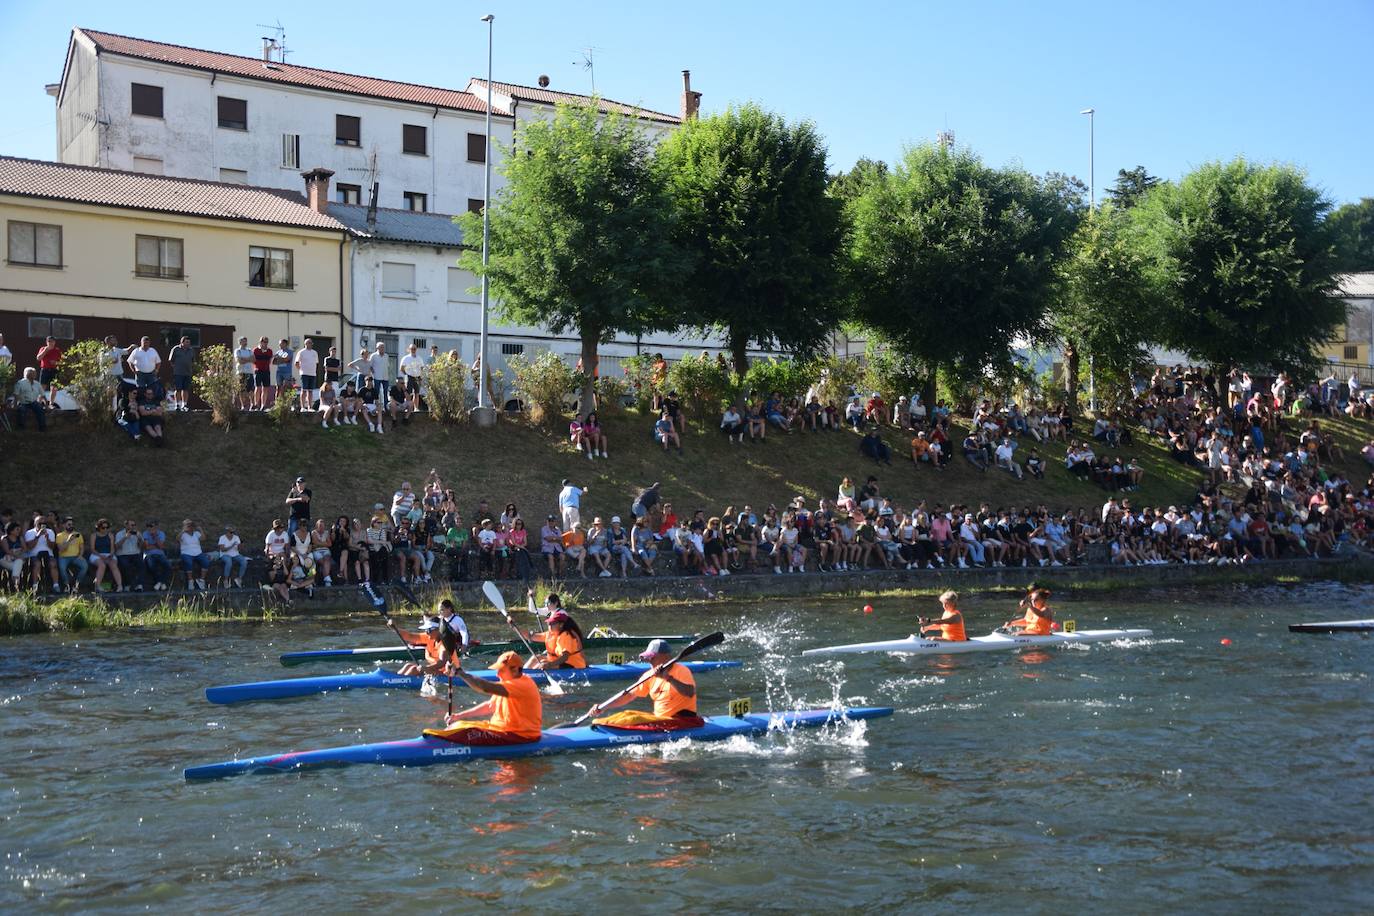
[
  {"xmin": 457, "ymin": 101, "xmax": 687, "ymax": 411},
  {"xmin": 655, "ymin": 104, "xmax": 844, "ymax": 375},
  {"xmin": 846, "ymin": 143, "xmax": 1078, "ymax": 403},
  {"xmin": 828, "ymin": 157, "xmax": 889, "ymax": 204},
  {"xmin": 1105, "ymin": 166, "xmax": 1160, "ymax": 209},
  {"xmin": 1131, "ymin": 159, "xmax": 1345, "ymax": 374},
  {"xmin": 1329, "ymin": 197, "xmax": 1374, "ymax": 271}
]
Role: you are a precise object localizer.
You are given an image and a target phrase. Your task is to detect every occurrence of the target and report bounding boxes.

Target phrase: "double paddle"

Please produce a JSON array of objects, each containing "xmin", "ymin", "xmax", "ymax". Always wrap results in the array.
[
  {"xmin": 481, "ymin": 580, "xmax": 566, "ymax": 696},
  {"xmin": 552, "ymin": 631, "xmax": 725, "ymax": 730}
]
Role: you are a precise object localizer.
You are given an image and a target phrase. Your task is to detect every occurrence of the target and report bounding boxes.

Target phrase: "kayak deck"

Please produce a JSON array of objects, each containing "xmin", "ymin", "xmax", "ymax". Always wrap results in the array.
[
  {"xmin": 183, "ymin": 707, "xmax": 894, "ymax": 779},
  {"xmin": 279, "ymin": 635, "xmax": 698, "ymax": 667},
  {"xmin": 801, "ymin": 628, "xmax": 1154, "ymax": 657},
  {"xmin": 206, "ymin": 660, "xmax": 742, "ymax": 705},
  {"xmin": 1288, "ymin": 619, "xmax": 1374, "ymax": 633}
]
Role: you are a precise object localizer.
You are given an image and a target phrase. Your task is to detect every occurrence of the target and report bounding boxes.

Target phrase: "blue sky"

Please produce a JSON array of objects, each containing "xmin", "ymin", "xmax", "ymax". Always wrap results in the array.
[{"xmin": 1, "ymin": 0, "xmax": 1369, "ymax": 205}]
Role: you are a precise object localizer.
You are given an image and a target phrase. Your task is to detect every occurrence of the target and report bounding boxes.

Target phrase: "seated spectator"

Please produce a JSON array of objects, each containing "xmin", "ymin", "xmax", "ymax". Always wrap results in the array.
[
  {"xmin": 569, "ymin": 416, "xmax": 588, "ymax": 454},
  {"xmin": 142, "ymin": 520, "xmax": 171, "ymax": 591},
  {"xmin": 1025, "ymin": 448, "xmax": 1045, "ymax": 479},
  {"xmin": 12, "ymin": 367, "xmax": 49, "ymax": 431},
  {"xmin": 654, "ymin": 411, "xmax": 682, "ymax": 454},
  {"xmin": 607, "ymin": 517, "xmax": 632, "ymax": 576},
  {"xmin": 763, "ymin": 393, "xmax": 791, "ymax": 432},
  {"xmin": 89, "ymin": 518, "xmax": 121, "ymax": 592},
  {"xmin": 746, "ymin": 402, "xmax": 766, "ymax": 441},
  {"xmin": 584, "ymin": 411, "xmax": 609, "ymax": 459},
  {"xmin": 137, "ymin": 387, "xmax": 166, "ymax": 447},
  {"xmin": 864, "ymin": 392, "xmax": 886, "ymax": 425},
  {"xmin": 910, "ymin": 431, "xmax": 933, "ymax": 468},
  {"xmin": 114, "ymin": 519, "xmax": 144, "ymax": 591},
  {"xmin": 721, "ymin": 404, "xmax": 744, "ymax": 443},
  {"xmin": 216, "ymin": 525, "xmax": 248, "ymax": 588},
  {"xmin": 845, "ymin": 397, "xmax": 864, "ymax": 430},
  {"xmin": 179, "ymin": 519, "xmax": 211, "ymax": 591},
  {"xmin": 631, "ymin": 517, "xmax": 657, "ymax": 575},
  {"xmin": 803, "ymin": 395, "xmax": 823, "ymax": 432},
  {"xmin": 860, "ymin": 428, "xmax": 892, "ymax": 465},
  {"xmin": 116, "ymin": 393, "xmax": 141, "ymax": 441},
  {"xmin": 56, "ymin": 516, "xmax": 88, "ymax": 593},
  {"xmin": 994, "ymin": 438, "xmax": 1024, "ymax": 479},
  {"xmin": 962, "ymin": 434, "xmax": 988, "ymax": 471},
  {"xmin": 540, "ymin": 515, "xmax": 564, "ymax": 577},
  {"xmin": 318, "ymin": 380, "xmax": 342, "ymax": 428}
]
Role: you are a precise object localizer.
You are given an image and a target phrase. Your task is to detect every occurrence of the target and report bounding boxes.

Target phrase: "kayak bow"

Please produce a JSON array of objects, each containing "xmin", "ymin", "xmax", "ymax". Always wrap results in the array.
[
  {"xmin": 279, "ymin": 635, "xmax": 697, "ymax": 667},
  {"xmin": 1287, "ymin": 619, "xmax": 1374, "ymax": 633},
  {"xmin": 183, "ymin": 706, "xmax": 894, "ymax": 779},
  {"xmin": 206, "ymin": 660, "xmax": 742, "ymax": 705},
  {"xmin": 801, "ymin": 628, "xmax": 1153, "ymax": 657}
]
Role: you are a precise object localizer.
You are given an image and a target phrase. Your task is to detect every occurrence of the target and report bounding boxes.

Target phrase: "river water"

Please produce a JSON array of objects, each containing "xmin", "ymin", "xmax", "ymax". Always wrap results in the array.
[{"xmin": 2, "ymin": 584, "xmax": 1371, "ymax": 913}]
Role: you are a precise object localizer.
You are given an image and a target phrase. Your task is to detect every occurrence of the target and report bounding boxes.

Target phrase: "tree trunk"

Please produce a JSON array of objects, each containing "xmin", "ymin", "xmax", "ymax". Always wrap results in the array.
[
  {"xmin": 922, "ymin": 372, "xmax": 938, "ymax": 415},
  {"xmin": 1063, "ymin": 342, "xmax": 1080, "ymax": 417},
  {"xmin": 578, "ymin": 327, "xmax": 599, "ymax": 416},
  {"xmin": 731, "ymin": 332, "xmax": 749, "ymax": 407}
]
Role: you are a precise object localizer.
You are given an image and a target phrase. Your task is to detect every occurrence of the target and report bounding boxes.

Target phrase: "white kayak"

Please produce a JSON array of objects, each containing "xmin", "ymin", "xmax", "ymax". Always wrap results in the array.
[
  {"xmin": 1288, "ymin": 619, "xmax": 1374, "ymax": 634},
  {"xmin": 801, "ymin": 628, "xmax": 1154, "ymax": 657}
]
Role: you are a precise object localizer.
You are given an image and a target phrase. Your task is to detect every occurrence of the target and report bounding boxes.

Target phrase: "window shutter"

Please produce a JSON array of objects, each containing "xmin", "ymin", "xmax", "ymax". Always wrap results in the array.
[
  {"xmin": 282, "ymin": 134, "xmax": 300, "ymax": 169},
  {"xmin": 35, "ymin": 225, "xmax": 61, "ymax": 266}
]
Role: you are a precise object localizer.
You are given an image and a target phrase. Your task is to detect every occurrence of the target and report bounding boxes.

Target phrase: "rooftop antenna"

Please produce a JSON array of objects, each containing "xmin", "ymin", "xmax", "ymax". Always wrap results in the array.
[
  {"xmin": 572, "ymin": 47, "xmax": 603, "ymax": 94},
  {"xmin": 255, "ymin": 21, "xmax": 290, "ymax": 64}
]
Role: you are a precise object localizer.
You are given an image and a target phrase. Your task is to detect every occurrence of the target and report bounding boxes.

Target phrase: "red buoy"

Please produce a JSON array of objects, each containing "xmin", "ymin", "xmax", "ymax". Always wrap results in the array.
[{"xmin": 863, "ymin": 604, "xmax": 874, "ymax": 615}]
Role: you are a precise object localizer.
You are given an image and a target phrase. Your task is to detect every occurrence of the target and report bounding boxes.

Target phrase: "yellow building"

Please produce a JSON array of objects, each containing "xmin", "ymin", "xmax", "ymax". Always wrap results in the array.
[
  {"xmin": 0, "ymin": 157, "xmax": 350, "ymax": 369},
  {"xmin": 1317, "ymin": 272, "xmax": 1374, "ymax": 370}
]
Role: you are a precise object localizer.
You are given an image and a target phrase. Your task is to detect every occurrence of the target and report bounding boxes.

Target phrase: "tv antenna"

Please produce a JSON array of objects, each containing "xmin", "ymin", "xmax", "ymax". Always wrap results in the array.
[
  {"xmin": 256, "ymin": 21, "xmax": 290, "ymax": 64},
  {"xmin": 572, "ymin": 47, "xmax": 604, "ymax": 94}
]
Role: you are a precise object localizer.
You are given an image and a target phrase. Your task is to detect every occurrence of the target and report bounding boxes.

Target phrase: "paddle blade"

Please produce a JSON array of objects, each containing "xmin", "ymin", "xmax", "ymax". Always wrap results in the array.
[
  {"xmin": 363, "ymin": 583, "xmax": 387, "ymax": 615},
  {"xmin": 677, "ymin": 631, "xmax": 725, "ymax": 661},
  {"xmin": 394, "ymin": 579, "xmax": 424, "ymax": 612},
  {"xmin": 481, "ymin": 581, "xmax": 506, "ymax": 614}
]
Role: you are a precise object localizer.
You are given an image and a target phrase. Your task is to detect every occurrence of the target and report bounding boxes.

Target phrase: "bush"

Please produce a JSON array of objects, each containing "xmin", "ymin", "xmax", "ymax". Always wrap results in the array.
[
  {"xmin": 266, "ymin": 380, "xmax": 297, "ymax": 425},
  {"xmin": 55, "ymin": 338, "xmax": 116, "ymax": 426},
  {"xmin": 740, "ymin": 357, "xmax": 809, "ymax": 403},
  {"xmin": 619, "ymin": 354, "xmax": 658, "ymax": 412},
  {"xmin": 863, "ymin": 348, "xmax": 927, "ymax": 406},
  {"xmin": 194, "ymin": 344, "xmax": 239, "ymax": 428},
  {"xmin": 665, "ymin": 354, "xmax": 735, "ymax": 420},
  {"xmin": 426, "ymin": 354, "xmax": 470, "ymax": 425},
  {"xmin": 0, "ymin": 360, "xmax": 14, "ymax": 403},
  {"xmin": 812, "ymin": 355, "xmax": 865, "ymax": 407},
  {"xmin": 508, "ymin": 350, "xmax": 575, "ymax": 424},
  {"xmin": 595, "ymin": 375, "xmax": 628, "ymax": 414}
]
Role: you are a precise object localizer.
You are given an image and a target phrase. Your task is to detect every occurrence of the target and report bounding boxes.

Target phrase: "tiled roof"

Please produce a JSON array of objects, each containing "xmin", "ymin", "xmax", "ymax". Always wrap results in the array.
[
  {"xmin": 77, "ymin": 28, "xmax": 504, "ymax": 117},
  {"xmin": 330, "ymin": 203, "xmax": 466, "ymax": 247},
  {"xmin": 1337, "ymin": 272, "xmax": 1374, "ymax": 298},
  {"xmin": 0, "ymin": 157, "xmax": 349, "ymax": 231},
  {"xmin": 469, "ymin": 78, "xmax": 681, "ymax": 124}
]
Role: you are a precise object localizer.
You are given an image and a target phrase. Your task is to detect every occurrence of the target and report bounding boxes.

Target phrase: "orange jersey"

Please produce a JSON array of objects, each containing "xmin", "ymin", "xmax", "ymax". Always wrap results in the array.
[
  {"xmin": 394, "ymin": 628, "xmax": 442, "ymax": 665},
  {"xmin": 629, "ymin": 662, "xmax": 697, "ymax": 718},
  {"xmin": 535, "ymin": 629, "xmax": 587, "ymax": 668},
  {"xmin": 1018, "ymin": 607, "xmax": 1053, "ymax": 636},
  {"xmin": 488, "ymin": 673, "xmax": 543, "ymax": 739},
  {"xmin": 934, "ymin": 611, "xmax": 967, "ymax": 641}
]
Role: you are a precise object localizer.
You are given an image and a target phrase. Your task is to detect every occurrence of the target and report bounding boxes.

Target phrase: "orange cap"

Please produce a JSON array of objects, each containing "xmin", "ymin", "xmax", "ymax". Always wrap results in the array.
[{"xmin": 489, "ymin": 650, "xmax": 523, "ymax": 677}]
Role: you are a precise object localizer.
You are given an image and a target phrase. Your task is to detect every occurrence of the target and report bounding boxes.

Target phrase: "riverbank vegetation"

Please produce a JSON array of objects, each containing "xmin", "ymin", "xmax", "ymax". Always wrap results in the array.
[{"xmin": 0, "ymin": 594, "xmax": 276, "ymax": 636}]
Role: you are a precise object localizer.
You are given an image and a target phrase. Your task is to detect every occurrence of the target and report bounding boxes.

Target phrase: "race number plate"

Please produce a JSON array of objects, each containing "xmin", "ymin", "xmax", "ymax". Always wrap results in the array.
[
  {"xmin": 728, "ymin": 697, "xmax": 752, "ymax": 717},
  {"xmin": 606, "ymin": 652, "xmax": 626, "ymax": 665},
  {"xmin": 1063, "ymin": 619, "xmax": 1077, "ymax": 633}
]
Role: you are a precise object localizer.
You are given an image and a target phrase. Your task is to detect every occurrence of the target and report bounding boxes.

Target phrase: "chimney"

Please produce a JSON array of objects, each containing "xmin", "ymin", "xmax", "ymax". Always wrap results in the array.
[
  {"xmin": 301, "ymin": 168, "xmax": 334, "ymax": 214},
  {"xmin": 680, "ymin": 70, "xmax": 702, "ymax": 121}
]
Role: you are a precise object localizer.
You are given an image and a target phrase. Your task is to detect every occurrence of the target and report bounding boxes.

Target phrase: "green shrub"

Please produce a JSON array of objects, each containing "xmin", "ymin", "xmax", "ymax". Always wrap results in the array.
[
  {"xmin": 812, "ymin": 355, "xmax": 865, "ymax": 407},
  {"xmin": 55, "ymin": 338, "xmax": 117, "ymax": 426},
  {"xmin": 665, "ymin": 354, "xmax": 736, "ymax": 420},
  {"xmin": 508, "ymin": 350, "xmax": 575, "ymax": 424},
  {"xmin": 863, "ymin": 347, "xmax": 927, "ymax": 406},
  {"xmin": 194, "ymin": 344, "xmax": 239, "ymax": 428},
  {"xmin": 266, "ymin": 381, "xmax": 297, "ymax": 425},
  {"xmin": 595, "ymin": 374, "xmax": 628, "ymax": 414},
  {"xmin": 619, "ymin": 354, "xmax": 658, "ymax": 412},
  {"xmin": 740, "ymin": 357, "xmax": 810, "ymax": 402},
  {"xmin": 426, "ymin": 353, "xmax": 471, "ymax": 425}
]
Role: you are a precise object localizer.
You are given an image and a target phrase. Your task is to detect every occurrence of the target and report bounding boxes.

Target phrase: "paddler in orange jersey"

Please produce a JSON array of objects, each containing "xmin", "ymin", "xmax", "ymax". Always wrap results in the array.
[
  {"xmin": 917, "ymin": 589, "xmax": 968, "ymax": 641},
  {"xmin": 391, "ymin": 599, "xmax": 470, "ymax": 676},
  {"xmin": 592, "ymin": 639, "xmax": 705, "ymax": 730},
  {"xmin": 1004, "ymin": 585, "xmax": 1056, "ymax": 635},
  {"xmin": 520, "ymin": 599, "xmax": 587, "ymax": 669},
  {"xmin": 423, "ymin": 649, "xmax": 543, "ymax": 746}
]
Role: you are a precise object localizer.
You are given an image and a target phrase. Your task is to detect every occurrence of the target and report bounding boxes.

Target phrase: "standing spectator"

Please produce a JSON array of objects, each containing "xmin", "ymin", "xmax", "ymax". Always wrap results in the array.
[
  {"xmin": 631, "ymin": 481, "xmax": 661, "ymax": 521},
  {"xmin": 285, "ymin": 476, "xmax": 312, "ymax": 535},
  {"xmin": 273, "ymin": 338, "xmax": 294, "ymax": 399},
  {"xmin": 215, "ymin": 525, "xmax": 248, "ymax": 588},
  {"xmin": 540, "ymin": 515, "xmax": 565, "ymax": 577},
  {"xmin": 234, "ymin": 336, "xmax": 255, "ymax": 410},
  {"xmin": 295, "ymin": 338, "xmax": 319, "ymax": 412},
  {"xmin": 127, "ymin": 336, "xmax": 161, "ymax": 388},
  {"xmin": 168, "ymin": 336, "xmax": 196, "ymax": 412},
  {"xmin": 89, "ymin": 518, "xmax": 122, "ymax": 592},
  {"xmin": 114, "ymin": 519, "xmax": 144, "ymax": 590},
  {"xmin": 251, "ymin": 337, "xmax": 274, "ymax": 410},
  {"xmin": 558, "ymin": 478, "xmax": 585, "ymax": 530},
  {"xmin": 367, "ymin": 342, "xmax": 390, "ymax": 397},
  {"xmin": 322, "ymin": 345, "xmax": 342, "ymax": 387},
  {"xmin": 179, "ymin": 519, "xmax": 210, "ymax": 590},
  {"xmin": 399, "ymin": 343, "xmax": 425, "ymax": 412},
  {"xmin": 24, "ymin": 512, "xmax": 59, "ymax": 594},
  {"xmin": 101, "ymin": 335, "xmax": 134, "ymax": 413},
  {"xmin": 141, "ymin": 520, "xmax": 171, "ymax": 591},
  {"xmin": 12, "ymin": 367, "xmax": 47, "ymax": 431},
  {"xmin": 36, "ymin": 336, "xmax": 63, "ymax": 404},
  {"xmin": 56, "ymin": 516, "xmax": 88, "ymax": 592}
]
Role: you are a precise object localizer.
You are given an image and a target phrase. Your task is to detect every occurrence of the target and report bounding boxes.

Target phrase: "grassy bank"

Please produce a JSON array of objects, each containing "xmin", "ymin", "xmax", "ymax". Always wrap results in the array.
[{"xmin": 0, "ymin": 594, "xmax": 277, "ymax": 636}]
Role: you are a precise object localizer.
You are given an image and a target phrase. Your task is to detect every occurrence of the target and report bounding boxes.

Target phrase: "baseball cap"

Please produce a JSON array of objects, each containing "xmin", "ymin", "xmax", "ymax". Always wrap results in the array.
[
  {"xmin": 417, "ymin": 616, "xmax": 441, "ymax": 632},
  {"xmin": 611, "ymin": 516, "xmax": 621, "ymax": 524},
  {"xmin": 489, "ymin": 650, "xmax": 522, "ymax": 672},
  {"xmin": 295, "ymin": 476, "xmax": 305, "ymax": 482},
  {"xmin": 639, "ymin": 638, "xmax": 672, "ymax": 659},
  {"xmin": 547, "ymin": 609, "xmax": 570, "ymax": 624}
]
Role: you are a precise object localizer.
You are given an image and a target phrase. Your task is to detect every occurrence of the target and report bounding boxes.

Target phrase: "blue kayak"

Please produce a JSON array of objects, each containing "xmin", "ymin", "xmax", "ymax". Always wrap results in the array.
[
  {"xmin": 184, "ymin": 707, "xmax": 894, "ymax": 779},
  {"xmin": 205, "ymin": 661, "xmax": 742, "ymax": 705}
]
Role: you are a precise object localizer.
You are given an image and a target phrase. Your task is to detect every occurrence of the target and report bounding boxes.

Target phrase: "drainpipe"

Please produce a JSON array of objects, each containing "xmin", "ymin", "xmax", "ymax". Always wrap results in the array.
[{"xmin": 338, "ymin": 235, "xmax": 347, "ymax": 350}]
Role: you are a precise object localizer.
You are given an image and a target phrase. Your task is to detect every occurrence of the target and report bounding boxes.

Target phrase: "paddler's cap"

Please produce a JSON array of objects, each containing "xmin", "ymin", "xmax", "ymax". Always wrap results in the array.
[
  {"xmin": 639, "ymin": 638, "xmax": 672, "ymax": 659},
  {"xmin": 611, "ymin": 516, "xmax": 622, "ymax": 524},
  {"xmin": 417, "ymin": 616, "xmax": 441, "ymax": 632},
  {"xmin": 546, "ymin": 609, "xmax": 570, "ymax": 624},
  {"xmin": 490, "ymin": 650, "xmax": 522, "ymax": 671}
]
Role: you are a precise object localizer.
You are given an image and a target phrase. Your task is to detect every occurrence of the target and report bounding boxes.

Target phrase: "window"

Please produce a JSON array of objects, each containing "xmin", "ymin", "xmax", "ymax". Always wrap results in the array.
[
  {"xmin": 1345, "ymin": 345, "xmax": 1360, "ymax": 361},
  {"xmin": 7, "ymin": 221, "xmax": 62, "ymax": 268},
  {"xmin": 217, "ymin": 96, "xmax": 247, "ymax": 130},
  {"xmin": 27, "ymin": 317, "xmax": 73, "ymax": 339},
  {"xmin": 467, "ymin": 198, "xmax": 484, "ymax": 214},
  {"xmin": 381, "ymin": 261, "xmax": 417, "ymax": 298},
  {"xmin": 281, "ymin": 133, "xmax": 300, "ymax": 169},
  {"xmin": 219, "ymin": 168, "xmax": 248, "ymax": 184},
  {"xmin": 336, "ymin": 183, "xmax": 362, "ymax": 205},
  {"xmin": 467, "ymin": 132, "xmax": 487, "ymax": 163},
  {"xmin": 402, "ymin": 124, "xmax": 427, "ymax": 156},
  {"xmin": 131, "ymin": 83, "xmax": 163, "ymax": 118},
  {"xmin": 132, "ymin": 156, "xmax": 163, "ymax": 175},
  {"xmin": 336, "ymin": 114, "xmax": 361, "ymax": 147},
  {"xmin": 500, "ymin": 343, "xmax": 524, "ymax": 356},
  {"xmin": 249, "ymin": 246, "xmax": 293, "ymax": 289},
  {"xmin": 28, "ymin": 317, "xmax": 50, "ymax": 338},
  {"xmin": 135, "ymin": 235, "xmax": 184, "ymax": 279},
  {"xmin": 403, "ymin": 191, "xmax": 428, "ymax": 213},
  {"xmin": 447, "ymin": 267, "xmax": 477, "ymax": 302}
]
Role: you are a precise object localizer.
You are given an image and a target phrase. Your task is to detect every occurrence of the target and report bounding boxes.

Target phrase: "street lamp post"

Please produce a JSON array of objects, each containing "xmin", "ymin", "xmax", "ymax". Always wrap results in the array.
[
  {"xmin": 473, "ymin": 13, "xmax": 496, "ymax": 425},
  {"xmin": 1079, "ymin": 107, "xmax": 1095, "ymax": 212}
]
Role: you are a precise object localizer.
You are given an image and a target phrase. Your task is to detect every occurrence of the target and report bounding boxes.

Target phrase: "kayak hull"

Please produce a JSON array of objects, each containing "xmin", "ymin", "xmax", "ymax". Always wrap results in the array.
[
  {"xmin": 279, "ymin": 635, "xmax": 697, "ymax": 667},
  {"xmin": 183, "ymin": 707, "xmax": 894, "ymax": 779},
  {"xmin": 1288, "ymin": 619, "xmax": 1374, "ymax": 633},
  {"xmin": 206, "ymin": 660, "xmax": 742, "ymax": 705},
  {"xmin": 801, "ymin": 628, "xmax": 1154, "ymax": 657}
]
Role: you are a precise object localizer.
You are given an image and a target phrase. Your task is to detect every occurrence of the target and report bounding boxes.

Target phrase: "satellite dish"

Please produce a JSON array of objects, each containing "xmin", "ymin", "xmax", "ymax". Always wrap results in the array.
[{"xmin": 538, "ymin": 74, "xmax": 550, "ymax": 88}]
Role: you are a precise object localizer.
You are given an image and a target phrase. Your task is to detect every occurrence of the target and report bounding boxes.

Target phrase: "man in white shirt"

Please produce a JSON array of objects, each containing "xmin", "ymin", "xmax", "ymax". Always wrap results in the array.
[
  {"xmin": 399, "ymin": 343, "xmax": 425, "ymax": 411},
  {"xmin": 391, "ymin": 481, "xmax": 417, "ymax": 527},
  {"xmin": 294, "ymin": 338, "xmax": 320, "ymax": 411},
  {"xmin": 127, "ymin": 336, "xmax": 161, "ymax": 387},
  {"xmin": 214, "ymin": 525, "xmax": 248, "ymax": 587},
  {"xmin": 368, "ymin": 343, "xmax": 389, "ymax": 393},
  {"xmin": 234, "ymin": 336, "xmax": 255, "ymax": 410},
  {"xmin": 557, "ymin": 478, "xmax": 585, "ymax": 530},
  {"xmin": 995, "ymin": 438, "xmax": 1023, "ymax": 479},
  {"xmin": 264, "ymin": 519, "xmax": 290, "ymax": 559}
]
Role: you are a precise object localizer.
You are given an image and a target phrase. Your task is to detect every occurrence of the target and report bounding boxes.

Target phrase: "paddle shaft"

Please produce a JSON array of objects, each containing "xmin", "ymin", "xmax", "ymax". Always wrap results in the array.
[
  {"xmin": 482, "ymin": 581, "xmax": 564, "ymax": 695},
  {"xmin": 559, "ymin": 631, "xmax": 725, "ymax": 729},
  {"xmin": 365, "ymin": 583, "xmax": 423, "ymax": 668}
]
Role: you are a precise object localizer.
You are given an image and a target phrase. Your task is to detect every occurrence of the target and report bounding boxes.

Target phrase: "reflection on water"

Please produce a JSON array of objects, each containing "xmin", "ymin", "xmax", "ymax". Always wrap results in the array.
[{"xmin": 2, "ymin": 584, "xmax": 1372, "ymax": 911}]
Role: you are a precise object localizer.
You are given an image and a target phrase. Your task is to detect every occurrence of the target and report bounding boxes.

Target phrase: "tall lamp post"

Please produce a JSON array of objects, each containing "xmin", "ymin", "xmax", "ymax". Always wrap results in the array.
[
  {"xmin": 473, "ymin": 13, "xmax": 497, "ymax": 425},
  {"xmin": 1079, "ymin": 107, "xmax": 1095, "ymax": 212}
]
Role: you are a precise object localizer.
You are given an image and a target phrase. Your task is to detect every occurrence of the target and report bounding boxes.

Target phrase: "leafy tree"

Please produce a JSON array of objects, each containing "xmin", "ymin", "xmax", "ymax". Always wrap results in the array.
[
  {"xmin": 1329, "ymin": 197, "xmax": 1374, "ymax": 272},
  {"xmin": 507, "ymin": 350, "xmax": 576, "ymax": 425},
  {"xmin": 1105, "ymin": 166, "xmax": 1160, "ymax": 209},
  {"xmin": 1130, "ymin": 158, "xmax": 1345, "ymax": 375},
  {"xmin": 655, "ymin": 104, "xmax": 844, "ymax": 375},
  {"xmin": 425, "ymin": 354, "xmax": 471, "ymax": 426},
  {"xmin": 457, "ymin": 102, "xmax": 687, "ymax": 411},
  {"xmin": 828, "ymin": 157, "xmax": 889, "ymax": 204},
  {"xmin": 845, "ymin": 143, "xmax": 1078, "ymax": 403}
]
